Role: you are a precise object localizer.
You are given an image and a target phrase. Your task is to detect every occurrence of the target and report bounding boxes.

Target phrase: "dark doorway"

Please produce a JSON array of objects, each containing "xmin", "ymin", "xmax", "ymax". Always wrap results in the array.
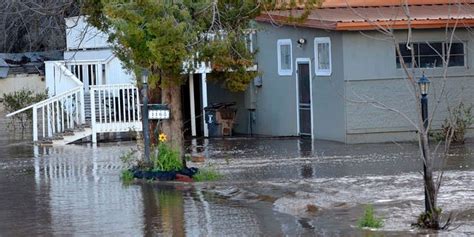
[
  {"xmin": 297, "ymin": 62, "xmax": 312, "ymax": 136},
  {"xmin": 181, "ymin": 74, "xmax": 204, "ymax": 138}
]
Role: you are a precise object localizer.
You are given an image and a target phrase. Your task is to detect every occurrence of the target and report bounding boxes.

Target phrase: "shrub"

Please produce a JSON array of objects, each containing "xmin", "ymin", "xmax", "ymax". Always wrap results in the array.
[
  {"xmin": 152, "ymin": 143, "xmax": 182, "ymax": 172},
  {"xmin": 415, "ymin": 208, "xmax": 442, "ymax": 229},
  {"xmin": 357, "ymin": 205, "xmax": 384, "ymax": 229},
  {"xmin": 2, "ymin": 89, "xmax": 47, "ymax": 132},
  {"xmin": 193, "ymin": 167, "xmax": 223, "ymax": 182},
  {"xmin": 431, "ymin": 102, "xmax": 473, "ymax": 143}
]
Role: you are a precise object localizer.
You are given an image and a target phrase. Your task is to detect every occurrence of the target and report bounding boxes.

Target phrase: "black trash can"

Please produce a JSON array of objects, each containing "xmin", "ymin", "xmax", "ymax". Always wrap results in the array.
[{"xmin": 204, "ymin": 108, "xmax": 220, "ymax": 137}]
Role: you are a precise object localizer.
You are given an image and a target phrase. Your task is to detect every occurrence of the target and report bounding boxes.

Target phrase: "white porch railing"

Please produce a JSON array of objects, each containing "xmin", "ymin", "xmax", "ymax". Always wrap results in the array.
[
  {"xmin": 63, "ymin": 55, "xmax": 114, "ymax": 90},
  {"xmin": 6, "ymin": 86, "xmax": 86, "ymax": 142},
  {"xmin": 44, "ymin": 61, "xmax": 83, "ymax": 97},
  {"xmin": 8, "ymin": 56, "xmax": 142, "ymax": 144},
  {"xmin": 90, "ymin": 84, "xmax": 142, "ymax": 143}
]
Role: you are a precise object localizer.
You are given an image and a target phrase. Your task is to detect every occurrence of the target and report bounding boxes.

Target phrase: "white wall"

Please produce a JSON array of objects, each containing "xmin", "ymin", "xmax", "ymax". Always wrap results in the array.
[
  {"xmin": 66, "ymin": 16, "xmax": 109, "ymax": 50},
  {"xmin": 63, "ymin": 17, "xmax": 135, "ymax": 85},
  {"xmin": 106, "ymin": 57, "xmax": 134, "ymax": 84},
  {"xmin": 45, "ymin": 62, "xmax": 83, "ymax": 96}
]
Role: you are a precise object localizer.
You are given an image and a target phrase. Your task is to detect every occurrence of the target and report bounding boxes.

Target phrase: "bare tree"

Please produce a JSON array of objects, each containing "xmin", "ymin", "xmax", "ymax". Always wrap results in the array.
[
  {"xmin": 0, "ymin": 0, "xmax": 80, "ymax": 53},
  {"xmin": 340, "ymin": 1, "xmax": 474, "ymax": 229}
]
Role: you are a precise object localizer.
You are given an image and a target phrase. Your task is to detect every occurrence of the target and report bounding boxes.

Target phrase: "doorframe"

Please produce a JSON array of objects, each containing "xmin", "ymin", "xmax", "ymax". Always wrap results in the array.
[{"xmin": 295, "ymin": 58, "xmax": 314, "ymax": 139}]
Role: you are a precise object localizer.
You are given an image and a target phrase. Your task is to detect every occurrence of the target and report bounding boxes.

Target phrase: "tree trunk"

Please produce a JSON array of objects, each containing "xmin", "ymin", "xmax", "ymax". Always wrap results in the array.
[
  {"xmin": 161, "ymin": 84, "xmax": 184, "ymax": 159},
  {"xmin": 420, "ymin": 132, "xmax": 440, "ymax": 229}
]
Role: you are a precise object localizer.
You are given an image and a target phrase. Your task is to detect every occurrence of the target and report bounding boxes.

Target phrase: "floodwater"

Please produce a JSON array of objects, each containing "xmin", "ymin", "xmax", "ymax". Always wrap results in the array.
[{"xmin": 1, "ymin": 114, "xmax": 474, "ymax": 236}]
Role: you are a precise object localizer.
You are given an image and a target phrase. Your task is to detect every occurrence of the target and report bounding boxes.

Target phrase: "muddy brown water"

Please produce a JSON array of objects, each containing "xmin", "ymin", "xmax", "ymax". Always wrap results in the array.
[{"xmin": 1, "ymin": 110, "xmax": 473, "ymax": 236}]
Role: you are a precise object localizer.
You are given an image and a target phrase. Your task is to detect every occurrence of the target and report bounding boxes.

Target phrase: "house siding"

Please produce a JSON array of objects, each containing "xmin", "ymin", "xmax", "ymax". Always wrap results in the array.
[
  {"xmin": 253, "ymin": 23, "xmax": 346, "ymax": 141},
  {"xmin": 342, "ymin": 29, "xmax": 474, "ymax": 143}
]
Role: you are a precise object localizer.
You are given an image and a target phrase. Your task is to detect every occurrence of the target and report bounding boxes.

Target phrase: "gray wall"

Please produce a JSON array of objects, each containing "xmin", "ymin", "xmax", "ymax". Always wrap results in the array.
[
  {"xmin": 253, "ymin": 23, "xmax": 346, "ymax": 141},
  {"xmin": 342, "ymin": 29, "xmax": 474, "ymax": 143}
]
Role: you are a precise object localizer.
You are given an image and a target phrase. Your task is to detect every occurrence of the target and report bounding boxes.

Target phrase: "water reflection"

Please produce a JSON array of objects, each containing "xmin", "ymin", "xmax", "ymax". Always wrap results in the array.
[
  {"xmin": 1, "ymin": 140, "xmax": 309, "ymax": 236},
  {"xmin": 33, "ymin": 145, "xmax": 144, "ymax": 235},
  {"xmin": 2, "ymin": 103, "xmax": 474, "ymax": 236}
]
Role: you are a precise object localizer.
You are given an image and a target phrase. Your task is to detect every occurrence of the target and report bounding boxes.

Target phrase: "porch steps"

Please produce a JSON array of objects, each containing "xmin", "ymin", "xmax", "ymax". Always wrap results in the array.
[
  {"xmin": 83, "ymin": 92, "xmax": 106, "ymax": 122},
  {"xmin": 37, "ymin": 125, "xmax": 92, "ymax": 146}
]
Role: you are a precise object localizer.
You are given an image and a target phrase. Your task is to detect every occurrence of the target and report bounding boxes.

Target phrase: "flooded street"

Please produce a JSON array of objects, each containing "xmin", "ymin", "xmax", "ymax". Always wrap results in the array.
[{"xmin": 1, "ymin": 114, "xmax": 474, "ymax": 236}]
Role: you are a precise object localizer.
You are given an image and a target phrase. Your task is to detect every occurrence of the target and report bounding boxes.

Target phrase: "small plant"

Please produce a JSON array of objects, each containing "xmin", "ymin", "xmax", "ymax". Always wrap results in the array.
[
  {"xmin": 357, "ymin": 205, "xmax": 384, "ymax": 229},
  {"xmin": 414, "ymin": 208, "xmax": 442, "ymax": 229},
  {"xmin": 121, "ymin": 169, "xmax": 134, "ymax": 183},
  {"xmin": 151, "ymin": 133, "xmax": 183, "ymax": 172},
  {"xmin": 193, "ymin": 167, "xmax": 223, "ymax": 182},
  {"xmin": 431, "ymin": 102, "xmax": 473, "ymax": 143}
]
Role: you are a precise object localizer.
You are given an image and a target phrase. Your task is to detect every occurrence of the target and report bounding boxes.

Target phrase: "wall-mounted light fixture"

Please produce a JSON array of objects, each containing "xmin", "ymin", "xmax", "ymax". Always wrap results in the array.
[{"xmin": 297, "ymin": 38, "xmax": 306, "ymax": 48}]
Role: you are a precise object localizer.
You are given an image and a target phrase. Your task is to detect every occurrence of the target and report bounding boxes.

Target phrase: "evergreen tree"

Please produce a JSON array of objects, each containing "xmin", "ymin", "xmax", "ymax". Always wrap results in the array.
[{"xmin": 82, "ymin": 0, "xmax": 320, "ymax": 157}]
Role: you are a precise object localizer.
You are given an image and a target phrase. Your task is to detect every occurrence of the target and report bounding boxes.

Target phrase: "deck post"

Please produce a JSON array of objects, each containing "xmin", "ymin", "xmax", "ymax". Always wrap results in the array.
[
  {"xmin": 90, "ymin": 87, "xmax": 97, "ymax": 144},
  {"xmin": 201, "ymin": 73, "xmax": 209, "ymax": 137},
  {"xmin": 189, "ymin": 74, "xmax": 197, "ymax": 137},
  {"xmin": 79, "ymin": 88, "xmax": 86, "ymax": 124},
  {"xmin": 32, "ymin": 106, "xmax": 38, "ymax": 142}
]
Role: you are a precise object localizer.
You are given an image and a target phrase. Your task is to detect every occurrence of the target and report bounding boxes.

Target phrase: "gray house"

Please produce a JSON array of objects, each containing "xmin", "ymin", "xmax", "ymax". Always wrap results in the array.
[{"xmin": 191, "ymin": 0, "xmax": 474, "ymax": 143}]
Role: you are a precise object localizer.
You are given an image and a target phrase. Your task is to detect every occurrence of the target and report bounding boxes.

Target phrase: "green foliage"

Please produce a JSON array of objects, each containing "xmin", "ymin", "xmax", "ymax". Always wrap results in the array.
[
  {"xmin": 81, "ymin": 0, "xmax": 322, "ymax": 92},
  {"xmin": 152, "ymin": 143, "xmax": 183, "ymax": 172},
  {"xmin": 193, "ymin": 167, "xmax": 223, "ymax": 182},
  {"xmin": 121, "ymin": 169, "xmax": 134, "ymax": 183},
  {"xmin": 2, "ymin": 89, "xmax": 48, "ymax": 131},
  {"xmin": 431, "ymin": 102, "xmax": 473, "ymax": 143},
  {"xmin": 357, "ymin": 205, "xmax": 384, "ymax": 229}
]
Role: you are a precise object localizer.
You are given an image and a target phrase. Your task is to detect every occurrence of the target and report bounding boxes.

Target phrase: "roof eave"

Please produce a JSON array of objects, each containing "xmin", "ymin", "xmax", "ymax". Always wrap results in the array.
[
  {"xmin": 256, "ymin": 14, "xmax": 474, "ymax": 31},
  {"xmin": 255, "ymin": 14, "xmax": 337, "ymax": 30},
  {"xmin": 336, "ymin": 19, "xmax": 474, "ymax": 30}
]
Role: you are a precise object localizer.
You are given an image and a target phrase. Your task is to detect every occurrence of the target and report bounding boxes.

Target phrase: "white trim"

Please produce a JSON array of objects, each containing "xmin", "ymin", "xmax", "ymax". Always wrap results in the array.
[
  {"xmin": 189, "ymin": 74, "xmax": 197, "ymax": 136},
  {"xmin": 295, "ymin": 58, "xmax": 314, "ymax": 139},
  {"xmin": 277, "ymin": 39, "xmax": 293, "ymax": 76},
  {"xmin": 201, "ymin": 73, "xmax": 209, "ymax": 137},
  {"xmin": 314, "ymin": 37, "xmax": 332, "ymax": 76}
]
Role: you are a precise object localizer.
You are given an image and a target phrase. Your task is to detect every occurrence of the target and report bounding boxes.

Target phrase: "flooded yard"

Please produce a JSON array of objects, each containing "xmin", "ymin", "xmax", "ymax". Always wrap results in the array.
[{"xmin": 0, "ymin": 114, "xmax": 473, "ymax": 236}]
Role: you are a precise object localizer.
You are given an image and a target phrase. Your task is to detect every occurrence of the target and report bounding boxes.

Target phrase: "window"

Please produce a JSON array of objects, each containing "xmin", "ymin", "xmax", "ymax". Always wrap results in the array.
[
  {"xmin": 396, "ymin": 42, "xmax": 465, "ymax": 68},
  {"xmin": 277, "ymin": 39, "xmax": 293, "ymax": 76},
  {"xmin": 314, "ymin": 37, "xmax": 332, "ymax": 76}
]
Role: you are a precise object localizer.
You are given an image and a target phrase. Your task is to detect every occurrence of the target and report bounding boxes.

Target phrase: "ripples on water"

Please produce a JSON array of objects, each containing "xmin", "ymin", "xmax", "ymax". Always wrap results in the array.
[{"xmin": 1, "ymin": 108, "xmax": 474, "ymax": 236}]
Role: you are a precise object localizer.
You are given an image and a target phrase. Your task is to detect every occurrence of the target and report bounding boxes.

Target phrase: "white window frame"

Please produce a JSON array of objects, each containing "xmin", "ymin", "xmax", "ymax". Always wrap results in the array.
[
  {"xmin": 314, "ymin": 37, "xmax": 332, "ymax": 76},
  {"xmin": 277, "ymin": 39, "xmax": 293, "ymax": 76}
]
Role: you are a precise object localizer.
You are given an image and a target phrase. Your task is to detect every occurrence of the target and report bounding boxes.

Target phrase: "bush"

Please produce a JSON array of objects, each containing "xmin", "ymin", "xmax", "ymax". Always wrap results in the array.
[
  {"xmin": 152, "ymin": 143, "xmax": 182, "ymax": 172},
  {"xmin": 357, "ymin": 205, "xmax": 384, "ymax": 229},
  {"xmin": 432, "ymin": 102, "xmax": 473, "ymax": 143},
  {"xmin": 193, "ymin": 167, "xmax": 223, "ymax": 182},
  {"xmin": 447, "ymin": 102, "xmax": 473, "ymax": 143},
  {"xmin": 2, "ymin": 89, "xmax": 47, "ymax": 132},
  {"xmin": 415, "ymin": 208, "xmax": 442, "ymax": 229}
]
